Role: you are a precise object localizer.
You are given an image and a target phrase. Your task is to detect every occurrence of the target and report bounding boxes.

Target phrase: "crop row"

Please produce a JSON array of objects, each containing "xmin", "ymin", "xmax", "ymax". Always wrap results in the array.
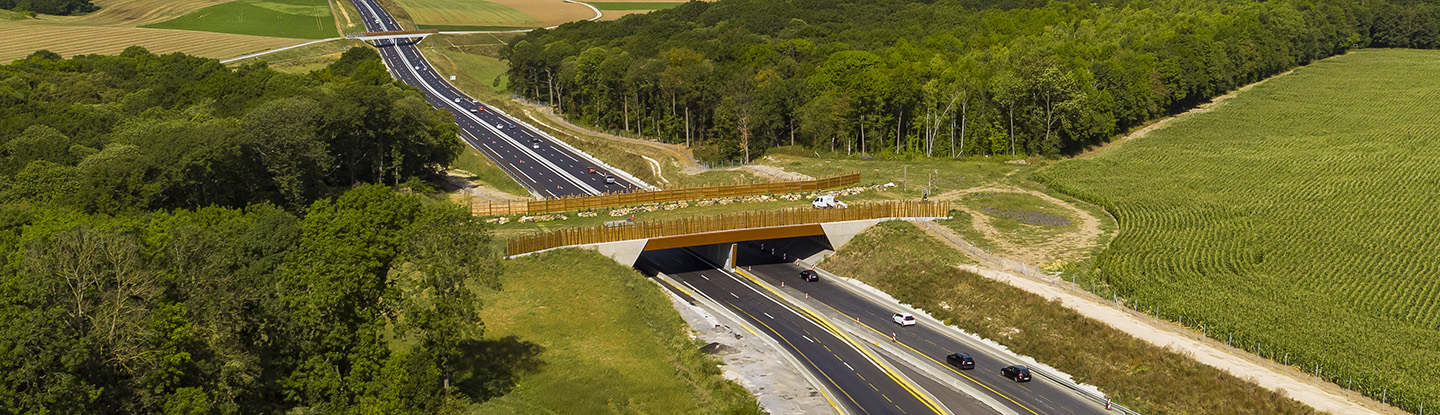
[{"xmin": 1035, "ymin": 49, "xmax": 1440, "ymax": 411}]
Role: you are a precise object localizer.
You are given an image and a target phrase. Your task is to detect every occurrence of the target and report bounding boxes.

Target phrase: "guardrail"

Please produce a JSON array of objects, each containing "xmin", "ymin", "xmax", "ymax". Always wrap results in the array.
[
  {"xmin": 505, "ymin": 200, "xmax": 948, "ymax": 257},
  {"xmin": 473, "ymin": 173, "xmax": 861, "ymax": 216}
]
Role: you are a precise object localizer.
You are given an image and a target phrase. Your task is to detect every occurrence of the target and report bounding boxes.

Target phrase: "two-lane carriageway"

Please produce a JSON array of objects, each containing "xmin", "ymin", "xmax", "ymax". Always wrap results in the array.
[
  {"xmin": 733, "ymin": 241, "xmax": 1112, "ymax": 415},
  {"xmin": 638, "ymin": 248, "xmax": 943, "ymax": 415},
  {"xmin": 348, "ymin": 0, "xmax": 641, "ymax": 198}
]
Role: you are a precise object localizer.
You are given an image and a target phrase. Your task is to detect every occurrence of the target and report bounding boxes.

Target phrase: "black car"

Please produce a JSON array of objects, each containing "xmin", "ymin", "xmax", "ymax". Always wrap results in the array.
[
  {"xmin": 799, "ymin": 270, "xmax": 819, "ymax": 282},
  {"xmin": 945, "ymin": 353, "xmax": 974, "ymax": 370},
  {"xmin": 1001, "ymin": 365, "xmax": 1031, "ymax": 382}
]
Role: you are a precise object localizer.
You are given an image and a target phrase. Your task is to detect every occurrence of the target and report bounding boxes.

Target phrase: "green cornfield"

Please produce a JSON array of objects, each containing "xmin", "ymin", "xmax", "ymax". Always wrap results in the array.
[{"xmin": 1036, "ymin": 48, "xmax": 1440, "ymax": 411}]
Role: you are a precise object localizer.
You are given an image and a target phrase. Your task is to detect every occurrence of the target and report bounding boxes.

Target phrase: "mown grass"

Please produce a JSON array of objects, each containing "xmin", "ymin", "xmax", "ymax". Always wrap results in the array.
[
  {"xmin": 1036, "ymin": 48, "xmax": 1440, "ymax": 410},
  {"xmin": 144, "ymin": 0, "xmax": 337, "ymax": 39},
  {"xmin": 471, "ymin": 249, "xmax": 763, "ymax": 414},
  {"xmin": 822, "ymin": 221, "xmax": 1318, "ymax": 415},
  {"xmin": 452, "ymin": 145, "xmax": 532, "ymax": 198}
]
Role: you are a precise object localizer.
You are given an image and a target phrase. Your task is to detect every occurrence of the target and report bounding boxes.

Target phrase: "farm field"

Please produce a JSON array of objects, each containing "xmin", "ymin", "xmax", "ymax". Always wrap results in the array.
[
  {"xmin": 144, "ymin": 0, "xmax": 337, "ymax": 39},
  {"xmin": 393, "ymin": 0, "xmax": 590, "ymax": 30},
  {"xmin": 0, "ymin": 0, "xmax": 317, "ymax": 62},
  {"xmin": 590, "ymin": 1, "xmax": 683, "ymax": 20},
  {"xmin": 1036, "ymin": 48, "xmax": 1440, "ymax": 411},
  {"xmin": 0, "ymin": 25, "xmax": 297, "ymax": 62},
  {"xmin": 19, "ymin": 0, "xmax": 228, "ymax": 26}
]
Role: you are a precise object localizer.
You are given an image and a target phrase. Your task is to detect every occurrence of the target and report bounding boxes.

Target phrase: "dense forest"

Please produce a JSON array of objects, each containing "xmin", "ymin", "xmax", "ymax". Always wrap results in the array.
[
  {"xmin": 503, "ymin": 0, "xmax": 1440, "ymax": 161},
  {"xmin": 0, "ymin": 0, "xmax": 95, "ymax": 15},
  {"xmin": 0, "ymin": 48, "xmax": 510, "ymax": 413}
]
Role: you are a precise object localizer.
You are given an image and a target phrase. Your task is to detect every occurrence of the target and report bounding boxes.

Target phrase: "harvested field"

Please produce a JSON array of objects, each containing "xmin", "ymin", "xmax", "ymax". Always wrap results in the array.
[
  {"xmin": 395, "ymin": 0, "xmax": 591, "ymax": 28},
  {"xmin": 144, "ymin": 0, "xmax": 336, "ymax": 39},
  {"xmin": 0, "ymin": 25, "xmax": 297, "ymax": 62},
  {"xmin": 22, "ymin": 0, "xmax": 229, "ymax": 26},
  {"xmin": 591, "ymin": 0, "xmax": 691, "ymax": 21}
]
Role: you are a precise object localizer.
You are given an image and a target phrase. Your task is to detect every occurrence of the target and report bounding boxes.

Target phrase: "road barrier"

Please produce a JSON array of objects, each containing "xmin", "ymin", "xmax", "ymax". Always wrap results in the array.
[
  {"xmin": 505, "ymin": 200, "xmax": 949, "ymax": 257},
  {"xmin": 473, "ymin": 173, "xmax": 861, "ymax": 216}
]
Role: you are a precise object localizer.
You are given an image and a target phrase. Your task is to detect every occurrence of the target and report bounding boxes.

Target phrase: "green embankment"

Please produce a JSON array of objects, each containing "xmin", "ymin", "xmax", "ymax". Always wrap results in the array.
[
  {"xmin": 822, "ymin": 221, "xmax": 1318, "ymax": 414},
  {"xmin": 472, "ymin": 249, "xmax": 763, "ymax": 414},
  {"xmin": 1036, "ymin": 48, "xmax": 1440, "ymax": 409},
  {"xmin": 452, "ymin": 145, "xmax": 531, "ymax": 197},
  {"xmin": 145, "ymin": 0, "xmax": 337, "ymax": 39}
]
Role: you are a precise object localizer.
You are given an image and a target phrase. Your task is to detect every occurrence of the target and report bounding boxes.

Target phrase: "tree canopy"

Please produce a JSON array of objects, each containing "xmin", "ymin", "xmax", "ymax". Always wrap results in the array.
[
  {"xmin": 503, "ymin": 0, "xmax": 1440, "ymax": 160},
  {"xmin": 0, "ymin": 46, "xmax": 460, "ymax": 213},
  {"xmin": 0, "ymin": 0, "xmax": 95, "ymax": 15},
  {"xmin": 0, "ymin": 48, "xmax": 507, "ymax": 414}
]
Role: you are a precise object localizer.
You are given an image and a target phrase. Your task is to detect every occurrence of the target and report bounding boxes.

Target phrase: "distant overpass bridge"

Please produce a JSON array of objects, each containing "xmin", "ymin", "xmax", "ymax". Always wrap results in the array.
[
  {"xmin": 348, "ymin": 29, "xmax": 440, "ymax": 43},
  {"xmin": 506, "ymin": 201, "xmax": 951, "ymax": 266}
]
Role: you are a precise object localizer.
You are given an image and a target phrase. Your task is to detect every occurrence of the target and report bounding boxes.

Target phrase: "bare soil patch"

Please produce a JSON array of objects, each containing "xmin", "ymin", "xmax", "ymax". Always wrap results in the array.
[
  {"xmin": 980, "ymin": 207, "xmax": 1072, "ymax": 226},
  {"xmin": 934, "ymin": 185, "xmax": 1102, "ymax": 266}
]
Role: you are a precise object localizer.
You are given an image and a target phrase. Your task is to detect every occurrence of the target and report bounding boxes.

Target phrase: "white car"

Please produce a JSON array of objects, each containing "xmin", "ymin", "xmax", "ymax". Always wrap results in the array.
[{"xmin": 892, "ymin": 312, "xmax": 916, "ymax": 326}]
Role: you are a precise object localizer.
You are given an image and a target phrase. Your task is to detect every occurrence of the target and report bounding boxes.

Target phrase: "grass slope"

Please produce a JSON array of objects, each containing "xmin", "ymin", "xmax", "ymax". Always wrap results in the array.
[
  {"xmin": 472, "ymin": 249, "xmax": 762, "ymax": 414},
  {"xmin": 452, "ymin": 145, "xmax": 531, "ymax": 197},
  {"xmin": 145, "ymin": 0, "xmax": 336, "ymax": 39},
  {"xmin": 1035, "ymin": 48, "xmax": 1440, "ymax": 409},
  {"xmin": 822, "ymin": 221, "xmax": 1318, "ymax": 414}
]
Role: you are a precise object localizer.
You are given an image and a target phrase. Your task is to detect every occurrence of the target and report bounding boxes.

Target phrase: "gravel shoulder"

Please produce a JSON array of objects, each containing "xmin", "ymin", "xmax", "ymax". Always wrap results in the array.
[{"xmin": 660, "ymin": 281, "xmax": 836, "ymax": 415}]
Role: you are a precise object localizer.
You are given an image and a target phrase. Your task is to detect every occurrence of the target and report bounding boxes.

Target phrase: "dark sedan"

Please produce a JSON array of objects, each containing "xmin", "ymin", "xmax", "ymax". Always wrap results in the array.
[
  {"xmin": 799, "ymin": 270, "xmax": 819, "ymax": 282},
  {"xmin": 1001, "ymin": 365, "xmax": 1032, "ymax": 382},
  {"xmin": 946, "ymin": 353, "xmax": 975, "ymax": 370}
]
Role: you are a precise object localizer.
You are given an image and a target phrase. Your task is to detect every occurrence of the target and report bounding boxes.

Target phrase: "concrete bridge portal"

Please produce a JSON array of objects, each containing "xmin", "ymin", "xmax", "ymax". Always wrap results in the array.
[{"xmin": 569, "ymin": 218, "xmax": 909, "ymax": 267}]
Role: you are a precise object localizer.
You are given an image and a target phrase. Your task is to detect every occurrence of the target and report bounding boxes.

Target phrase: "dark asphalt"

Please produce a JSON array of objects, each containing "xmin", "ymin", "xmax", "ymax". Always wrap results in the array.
[
  {"xmin": 638, "ymin": 248, "xmax": 940, "ymax": 415},
  {"xmin": 348, "ymin": 0, "xmax": 639, "ymax": 198},
  {"xmin": 734, "ymin": 239, "xmax": 1113, "ymax": 415}
]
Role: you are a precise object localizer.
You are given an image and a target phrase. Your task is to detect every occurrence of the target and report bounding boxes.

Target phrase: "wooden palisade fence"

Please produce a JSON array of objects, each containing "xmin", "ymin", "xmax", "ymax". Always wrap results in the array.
[
  {"xmin": 506, "ymin": 200, "xmax": 950, "ymax": 257},
  {"xmin": 474, "ymin": 173, "xmax": 861, "ymax": 216}
]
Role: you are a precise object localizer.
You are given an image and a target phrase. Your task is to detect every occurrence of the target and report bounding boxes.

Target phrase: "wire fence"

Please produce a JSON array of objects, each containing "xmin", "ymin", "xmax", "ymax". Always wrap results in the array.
[
  {"xmin": 473, "ymin": 173, "xmax": 861, "ymax": 216},
  {"xmin": 506, "ymin": 200, "xmax": 949, "ymax": 257},
  {"xmin": 923, "ymin": 221, "xmax": 1429, "ymax": 415}
]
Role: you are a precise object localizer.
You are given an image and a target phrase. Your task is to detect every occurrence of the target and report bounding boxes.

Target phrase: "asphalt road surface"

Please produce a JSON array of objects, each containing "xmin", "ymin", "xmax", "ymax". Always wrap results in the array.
[
  {"xmin": 735, "ymin": 239, "xmax": 1113, "ymax": 415},
  {"xmin": 348, "ymin": 0, "xmax": 638, "ymax": 198},
  {"xmin": 638, "ymin": 248, "xmax": 943, "ymax": 415}
]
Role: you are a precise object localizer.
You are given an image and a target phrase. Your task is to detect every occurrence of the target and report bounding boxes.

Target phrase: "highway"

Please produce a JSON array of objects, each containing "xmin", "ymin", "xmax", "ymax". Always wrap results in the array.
[
  {"xmin": 347, "ymin": 0, "xmax": 639, "ymax": 198},
  {"xmin": 734, "ymin": 239, "xmax": 1113, "ymax": 415},
  {"xmin": 638, "ymin": 248, "xmax": 944, "ymax": 415}
]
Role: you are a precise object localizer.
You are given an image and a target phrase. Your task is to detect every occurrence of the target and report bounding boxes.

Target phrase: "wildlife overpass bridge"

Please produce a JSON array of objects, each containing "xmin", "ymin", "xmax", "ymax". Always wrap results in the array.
[
  {"xmin": 505, "ymin": 201, "xmax": 951, "ymax": 266},
  {"xmin": 348, "ymin": 29, "xmax": 440, "ymax": 43}
]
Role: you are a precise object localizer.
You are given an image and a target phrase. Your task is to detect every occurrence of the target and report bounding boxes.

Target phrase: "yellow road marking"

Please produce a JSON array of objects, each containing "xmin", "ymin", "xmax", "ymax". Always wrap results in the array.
[
  {"xmin": 736, "ymin": 269, "xmax": 945, "ymax": 415},
  {"xmin": 661, "ymin": 278, "xmax": 757, "ymax": 336},
  {"xmin": 731, "ymin": 304, "xmax": 856, "ymax": 415},
  {"xmin": 883, "ymin": 394, "xmax": 893, "ymax": 402},
  {"xmin": 821, "ymin": 302, "xmax": 1042, "ymax": 415}
]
